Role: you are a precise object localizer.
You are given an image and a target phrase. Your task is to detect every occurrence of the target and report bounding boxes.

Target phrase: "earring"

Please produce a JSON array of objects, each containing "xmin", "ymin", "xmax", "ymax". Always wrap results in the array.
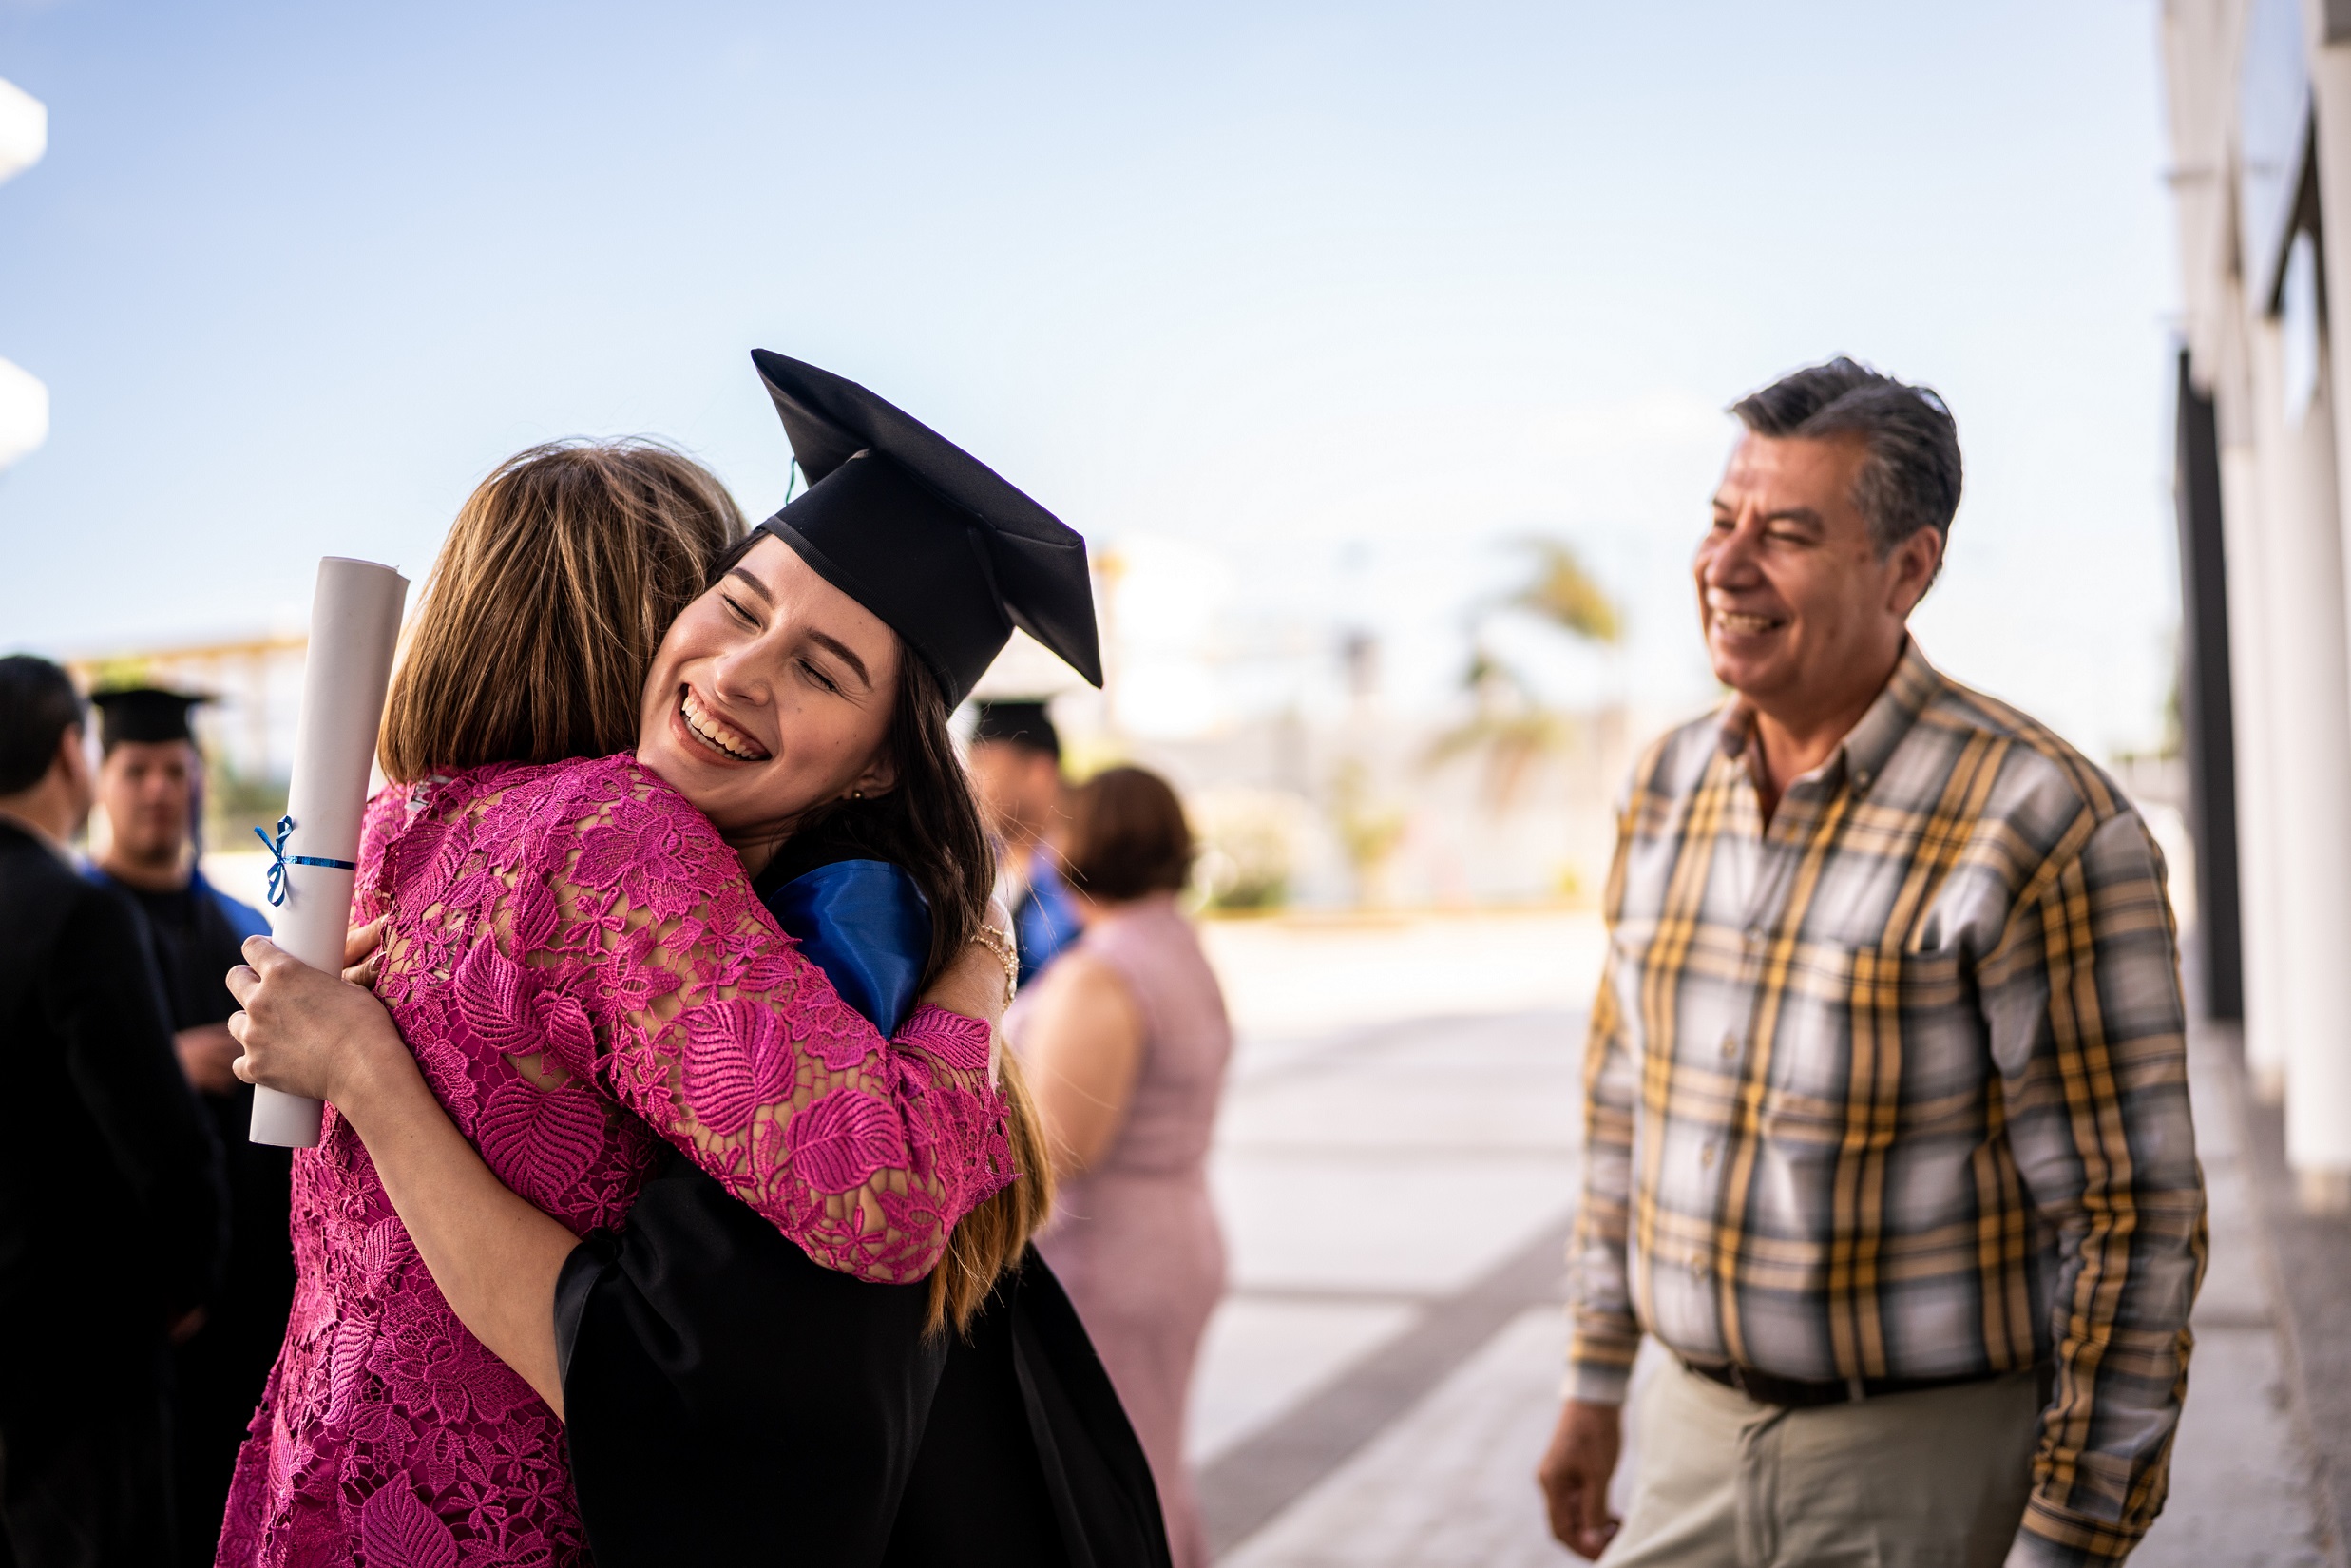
[{"xmin": 849, "ymin": 788, "xmax": 864, "ymax": 800}]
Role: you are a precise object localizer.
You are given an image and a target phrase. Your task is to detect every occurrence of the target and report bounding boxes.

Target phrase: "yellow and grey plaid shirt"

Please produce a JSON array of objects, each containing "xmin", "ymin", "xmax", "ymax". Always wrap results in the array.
[{"xmin": 1569, "ymin": 642, "xmax": 2206, "ymax": 1565}]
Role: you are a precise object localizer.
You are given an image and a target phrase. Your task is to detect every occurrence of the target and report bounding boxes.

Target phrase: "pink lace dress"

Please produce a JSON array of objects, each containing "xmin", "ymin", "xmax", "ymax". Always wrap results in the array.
[{"xmin": 217, "ymin": 755, "xmax": 1010, "ymax": 1568}]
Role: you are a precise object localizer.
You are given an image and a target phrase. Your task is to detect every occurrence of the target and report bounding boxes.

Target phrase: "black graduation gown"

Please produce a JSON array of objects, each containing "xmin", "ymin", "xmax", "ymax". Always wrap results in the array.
[
  {"xmin": 0, "ymin": 822, "xmax": 226, "ymax": 1565},
  {"xmin": 87, "ymin": 869, "xmax": 296, "ymax": 1567},
  {"xmin": 881, "ymin": 1249, "xmax": 1175, "ymax": 1568},
  {"xmin": 552, "ymin": 838, "xmax": 1171, "ymax": 1568}
]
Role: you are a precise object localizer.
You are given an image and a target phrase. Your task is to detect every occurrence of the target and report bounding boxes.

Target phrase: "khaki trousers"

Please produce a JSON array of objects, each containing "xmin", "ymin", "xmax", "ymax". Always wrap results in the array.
[{"xmin": 1604, "ymin": 1359, "xmax": 2040, "ymax": 1568}]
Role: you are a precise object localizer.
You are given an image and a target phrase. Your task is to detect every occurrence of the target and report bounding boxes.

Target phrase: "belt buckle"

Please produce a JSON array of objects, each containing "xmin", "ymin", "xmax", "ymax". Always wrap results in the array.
[{"xmin": 1725, "ymin": 1363, "xmax": 1753, "ymax": 1399}]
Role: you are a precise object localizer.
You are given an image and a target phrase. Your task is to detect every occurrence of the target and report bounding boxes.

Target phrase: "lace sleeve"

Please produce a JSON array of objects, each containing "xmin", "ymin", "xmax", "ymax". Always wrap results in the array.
[
  {"xmin": 351, "ymin": 782, "xmax": 414, "ymax": 927},
  {"xmin": 510, "ymin": 764, "xmax": 1010, "ymax": 1284}
]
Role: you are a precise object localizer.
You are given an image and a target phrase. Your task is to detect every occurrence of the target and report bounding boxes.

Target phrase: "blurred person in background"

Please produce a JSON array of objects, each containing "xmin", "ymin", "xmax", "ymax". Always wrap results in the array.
[
  {"xmin": 83, "ymin": 687, "xmax": 287, "ymax": 1567},
  {"xmin": 0, "ymin": 655, "xmax": 226, "ymax": 1568},
  {"xmin": 969, "ymin": 698, "xmax": 1081, "ymax": 984},
  {"xmin": 1013, "ymin": 765, "xmax": 1233, "ymax": 1568},
  {"xmin": 1536, "ymin": 359, "xmax": 2206, "ymax": 1568}
]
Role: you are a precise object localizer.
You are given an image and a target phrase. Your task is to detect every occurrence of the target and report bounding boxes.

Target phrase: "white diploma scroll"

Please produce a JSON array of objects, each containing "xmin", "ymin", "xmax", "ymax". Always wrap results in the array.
[{"xmin": 249, "ymin": 557, "xmax": 410, "ymax": 1148}]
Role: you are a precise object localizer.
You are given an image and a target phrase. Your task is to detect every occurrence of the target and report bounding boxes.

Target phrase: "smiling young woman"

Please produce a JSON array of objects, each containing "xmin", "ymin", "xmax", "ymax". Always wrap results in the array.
[
  {"xmin": 640, "ymin": 537, "xmax": 900, "ymax": 865},
  {"xmin": 640, "ymin": 532, "xmax": 998, "ymax": 989}
]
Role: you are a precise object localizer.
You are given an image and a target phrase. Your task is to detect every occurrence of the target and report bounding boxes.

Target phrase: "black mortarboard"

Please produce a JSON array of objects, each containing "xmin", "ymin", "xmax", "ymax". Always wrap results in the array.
[
  {"xmin": 90, "ymin": 687, "xmax": 211, "ymax": 752},
  {"xmin": 749, "ymin": 351, "xmax": 1103, "ymax": 707},
  {"xmin": 971, "ymin": 699, "xmax": 1061, "ymax": 760}
]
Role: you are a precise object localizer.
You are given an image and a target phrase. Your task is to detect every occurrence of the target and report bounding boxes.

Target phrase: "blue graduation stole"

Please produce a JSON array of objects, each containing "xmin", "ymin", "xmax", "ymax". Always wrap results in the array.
[{"xmin": 761, "ymin": 859, "xmax": 930, "ymax": 1035}]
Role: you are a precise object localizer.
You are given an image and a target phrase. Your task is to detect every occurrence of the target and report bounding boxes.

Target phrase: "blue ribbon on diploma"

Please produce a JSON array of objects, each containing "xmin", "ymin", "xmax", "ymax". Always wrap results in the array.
[{"xmin": 255, "ymin": 814, "xmax": 359, "ymax": 908}]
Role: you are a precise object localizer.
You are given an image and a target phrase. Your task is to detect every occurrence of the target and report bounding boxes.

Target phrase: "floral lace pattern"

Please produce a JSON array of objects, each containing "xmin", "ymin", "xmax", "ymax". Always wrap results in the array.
[{"xmin": 218, "ymin": 755, "xmax": 1010, "ymax": 1567}]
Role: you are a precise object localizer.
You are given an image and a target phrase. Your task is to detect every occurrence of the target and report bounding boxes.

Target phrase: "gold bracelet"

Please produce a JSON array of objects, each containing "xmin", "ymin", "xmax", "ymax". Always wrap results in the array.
[{"xmin": 971, "ymin": 922, "xmax": 1020, "ymax": 1007}]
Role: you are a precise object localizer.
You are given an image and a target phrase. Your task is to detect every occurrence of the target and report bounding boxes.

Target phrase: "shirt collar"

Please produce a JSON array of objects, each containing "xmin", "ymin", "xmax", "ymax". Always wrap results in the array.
[
  {"xmin": 0, "ymin": 807, "xmax": 75, "ymax": 866},
  {"xmin": 1714, "ymin": 638, "xmax": 1941, "ymax": 796}
]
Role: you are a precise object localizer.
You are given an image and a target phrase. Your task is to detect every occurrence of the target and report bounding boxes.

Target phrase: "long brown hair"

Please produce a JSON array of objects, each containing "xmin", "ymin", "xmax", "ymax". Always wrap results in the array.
[
  {"xmin": 931, "ymin": 1049, "xmax": 1053, "ymax": 1331},
  {"xmin": 379, "ymin": 439, "xmax": 744, "ymax": 781},
  {"xmin": 704, "ymin": 531, "xmax": 1052, "ymax": 1330},
  {"xmin": 843, "ymin": 655, "xmax": 1053, "ymax": 1332}
]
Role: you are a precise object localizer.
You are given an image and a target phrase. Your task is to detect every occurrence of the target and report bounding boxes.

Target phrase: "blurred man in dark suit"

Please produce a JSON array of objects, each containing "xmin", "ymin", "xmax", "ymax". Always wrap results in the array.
[
  {"xmin": 85, "ymin": 688, "xmax": 285, "ymax": 1567},
  {"xmin": 0, "ymin": 656, "xmax": 225, "ymax": 1567}
]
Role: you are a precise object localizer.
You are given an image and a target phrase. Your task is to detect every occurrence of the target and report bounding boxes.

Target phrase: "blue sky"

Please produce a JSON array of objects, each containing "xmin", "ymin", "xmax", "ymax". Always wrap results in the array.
[{"xmin": 0, "ymin": 1, "xmax": 2180, "ymax": 755}]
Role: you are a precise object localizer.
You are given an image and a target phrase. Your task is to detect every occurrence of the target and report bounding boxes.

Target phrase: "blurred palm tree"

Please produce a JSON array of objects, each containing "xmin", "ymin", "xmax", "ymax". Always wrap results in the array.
[
  {"xmin": 1328, "ymin": 757, "xmax": 1409, "ymax": 904},
  {"xmin": 1428, "ymin": 539, "xmax": 1621, "ymax": 809},
  {"xmin": 1509, "ymin": 539, "xmax": 1623, "ymax": 644}
]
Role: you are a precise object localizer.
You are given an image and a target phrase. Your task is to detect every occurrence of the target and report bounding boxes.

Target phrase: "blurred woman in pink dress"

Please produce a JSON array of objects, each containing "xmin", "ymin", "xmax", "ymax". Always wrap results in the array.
[{"xmin": 1012, "ymin": 767, "xmax": 1233, "ymax": 1568}]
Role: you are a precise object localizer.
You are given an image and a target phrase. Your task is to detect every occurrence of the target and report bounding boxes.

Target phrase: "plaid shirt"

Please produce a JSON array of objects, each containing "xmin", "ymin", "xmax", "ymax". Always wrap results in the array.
[{"xmin": 1569, "ymin": 642, "xmax": 2206, "ymax": 1565}]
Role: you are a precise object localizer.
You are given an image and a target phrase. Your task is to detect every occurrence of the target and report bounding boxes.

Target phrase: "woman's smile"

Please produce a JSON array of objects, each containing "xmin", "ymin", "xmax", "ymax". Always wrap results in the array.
[{"xmin": 678, "ymin": 684, "xmax": 771, "ymax": 763}]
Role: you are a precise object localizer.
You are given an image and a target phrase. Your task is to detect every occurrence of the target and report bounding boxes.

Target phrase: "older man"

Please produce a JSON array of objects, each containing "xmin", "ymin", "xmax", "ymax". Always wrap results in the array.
[{"xmin": 1537, "ymin": 360, "xmax": 2205, "ymax": 1568}]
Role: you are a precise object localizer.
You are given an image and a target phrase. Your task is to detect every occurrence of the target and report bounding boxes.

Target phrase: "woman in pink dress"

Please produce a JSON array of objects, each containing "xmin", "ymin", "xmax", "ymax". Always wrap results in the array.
[
  {"xmin": 1012, "ymin": 767, "xmax": 1233, "ymax": 1568},
  {"xmin": 215, "ymin": 359, "xmax": 1092, "ymax": 1566},
  {"xmin": 224, "ymin": 753, "xmax": 1000, "ymax": 1567}
]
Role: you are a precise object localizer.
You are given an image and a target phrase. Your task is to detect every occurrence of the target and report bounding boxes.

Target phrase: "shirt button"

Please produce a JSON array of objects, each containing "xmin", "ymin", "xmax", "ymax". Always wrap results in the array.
[
  {"xmin": 1720, "ymin": 1032, "xmax": 1739, "ymax": 1059},
  {"xmin": 1853, "ymin": 769, "xmax": 1874, "ymax": 794},
  {"xmin": 1691, "ymin": 1254, "xmax": 1711, "ymax": 1277},
  {"xmin": 1700, "ymin": 1142, "xmax": 1717, "ymax": 1168}
]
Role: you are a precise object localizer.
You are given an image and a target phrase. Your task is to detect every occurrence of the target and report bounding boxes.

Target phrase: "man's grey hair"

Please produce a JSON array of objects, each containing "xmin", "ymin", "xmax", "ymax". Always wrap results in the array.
[{"xmin": 1730, "ymin": 357, "xmax": 1962, "ymax": 555}]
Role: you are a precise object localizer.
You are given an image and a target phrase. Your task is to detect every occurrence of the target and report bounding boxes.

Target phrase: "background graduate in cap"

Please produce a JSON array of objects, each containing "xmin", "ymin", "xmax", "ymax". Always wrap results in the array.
[
  {"xmin": 969, "ymin": 698, "xmax": 1083, "ymax": 984},
  {"xmin": 85, "ymin": 686, "xmax": 291, "ymax": 1567}
]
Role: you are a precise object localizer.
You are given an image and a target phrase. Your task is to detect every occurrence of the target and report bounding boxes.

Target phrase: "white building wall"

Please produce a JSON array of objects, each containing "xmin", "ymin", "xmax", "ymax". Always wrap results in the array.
[
  {"xmin": 2167, "ymin": 0, "xmax": 2299, "ymax": 1095},
  {"xmin": 2250, "ymin": 308, "xmax": 2351, "ymax": 1195},
  {"xmin": 2294, "ymin": 20, "xmax": 2351, "ymax": 1196},
  {"xmin": 2160, "ymin": 0, "xmax": 2351, "ymax": 1206},
  {"xmin": 2216, "ymin": 434, "xmax": 2288, "ymax": 1097}
]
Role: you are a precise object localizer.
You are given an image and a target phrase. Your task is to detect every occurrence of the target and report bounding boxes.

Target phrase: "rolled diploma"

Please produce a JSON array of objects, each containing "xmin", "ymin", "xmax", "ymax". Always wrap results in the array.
[{"xmin": 249, "ymin": 557, "xmax": 410, "ymax": 1148}]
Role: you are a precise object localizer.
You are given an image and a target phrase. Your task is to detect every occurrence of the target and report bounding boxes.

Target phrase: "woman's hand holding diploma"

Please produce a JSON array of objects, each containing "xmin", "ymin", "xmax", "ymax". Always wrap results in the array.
[
  {"xmin": 226, "ymin": 928, "xmax": 411, "ymax": 1111},
  {"xmin": 224, "ymin": 932, "xmax": 583, "ymax": 1417}
]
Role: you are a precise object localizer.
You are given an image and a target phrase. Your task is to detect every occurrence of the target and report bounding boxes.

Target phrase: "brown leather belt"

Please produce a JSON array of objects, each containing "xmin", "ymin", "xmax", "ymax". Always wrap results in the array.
[{"xmin": 1681, "ymin": 1357, "xmax": 2002, "ymax": 1409}]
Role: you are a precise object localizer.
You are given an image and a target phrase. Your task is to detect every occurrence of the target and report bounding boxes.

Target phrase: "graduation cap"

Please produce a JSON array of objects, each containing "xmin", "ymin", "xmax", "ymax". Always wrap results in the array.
[
  {"xmin": 749, "ymin": 351, "xmax": 1103, "ymax": 707},
  {"xmin": 89, "ymin": 687, "xmax": 211, "ymax": 753},
  {"xmin": 970, "ymin": 699, "xmax": 1061, "ymax": 760}
]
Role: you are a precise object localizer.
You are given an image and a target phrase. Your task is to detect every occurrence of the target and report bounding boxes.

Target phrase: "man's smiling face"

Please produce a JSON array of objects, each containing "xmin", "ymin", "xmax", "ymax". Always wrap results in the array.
[{"xmin": 1694, "ymin": 430, "xmax": 1931, "ymax": 718}]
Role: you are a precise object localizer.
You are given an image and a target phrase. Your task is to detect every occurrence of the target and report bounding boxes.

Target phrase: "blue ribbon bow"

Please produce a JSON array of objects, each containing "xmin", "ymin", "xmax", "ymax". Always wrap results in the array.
[{"xmin": 254, "ymin": 814, "xmax": 359, "ymax": 908}]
